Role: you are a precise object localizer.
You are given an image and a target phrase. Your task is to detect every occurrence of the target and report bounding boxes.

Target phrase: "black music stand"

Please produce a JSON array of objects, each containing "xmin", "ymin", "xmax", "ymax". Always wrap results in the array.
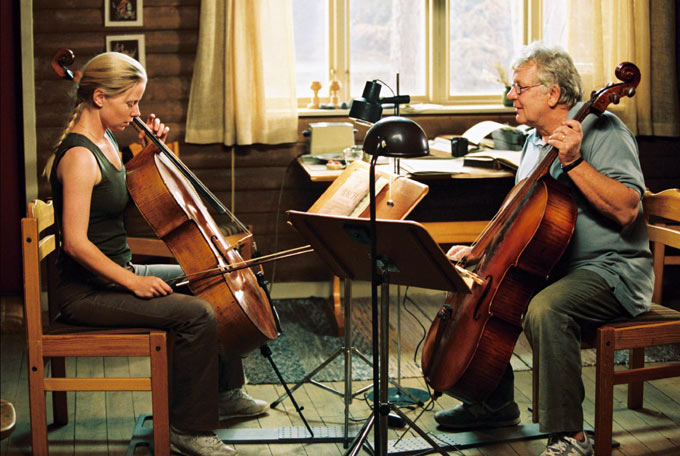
[{"xmin": 287, "ymin": 210, "xmax": 471, "ymax": 455}]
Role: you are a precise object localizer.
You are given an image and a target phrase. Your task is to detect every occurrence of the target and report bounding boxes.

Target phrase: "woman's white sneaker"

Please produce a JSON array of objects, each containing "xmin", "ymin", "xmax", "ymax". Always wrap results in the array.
[
  {"xmin": 170, "ymin": 425, "xmax": 237, "ymax": 456},
  {"xmin": 219, "ymin": 388, "xmax": 268, "ymax": 420}
]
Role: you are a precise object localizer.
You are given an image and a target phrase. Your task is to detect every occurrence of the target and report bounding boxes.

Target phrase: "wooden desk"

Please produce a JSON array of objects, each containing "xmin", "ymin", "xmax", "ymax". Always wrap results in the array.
[{"xmin": 297, "ymin": 155, "xmax": 514, "ymax": 182}]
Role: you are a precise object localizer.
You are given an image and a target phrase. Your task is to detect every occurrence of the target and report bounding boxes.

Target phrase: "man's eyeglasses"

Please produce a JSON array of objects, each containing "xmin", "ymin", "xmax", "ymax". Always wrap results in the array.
[{"xmin": 510, "ymin": 82, "xmax": 542, "ymax": 95}]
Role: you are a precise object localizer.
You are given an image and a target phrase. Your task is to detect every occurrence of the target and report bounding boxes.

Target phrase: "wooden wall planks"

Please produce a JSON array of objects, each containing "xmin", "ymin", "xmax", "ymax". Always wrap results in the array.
[{"xmin": 31, "ymin": 2, "xmax": 676, "ymax": 283}]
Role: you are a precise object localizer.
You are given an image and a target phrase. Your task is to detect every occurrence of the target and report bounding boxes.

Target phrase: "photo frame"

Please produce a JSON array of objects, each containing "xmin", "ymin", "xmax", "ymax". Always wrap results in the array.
[
  {"xmin": 106, "ymin": 34, "xmax": 146, "ymax": 68},
  {"xmin": 105, "ymin": 0, "xmax": 143, "ymax": 27}
]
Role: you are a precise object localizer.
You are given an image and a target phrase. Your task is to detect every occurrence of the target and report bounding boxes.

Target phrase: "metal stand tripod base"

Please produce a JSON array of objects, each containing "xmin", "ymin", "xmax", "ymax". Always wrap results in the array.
[
  {"xmin": 345, "ymin": 279, "xmax": 449, "ymax": 456},
  {"xmin": 367, "ymin": 387, "xmax": 430, "ymax": 407},
  {"xmin": 271, "ymin": 278, "xmax": 367, "ymax": 447}
]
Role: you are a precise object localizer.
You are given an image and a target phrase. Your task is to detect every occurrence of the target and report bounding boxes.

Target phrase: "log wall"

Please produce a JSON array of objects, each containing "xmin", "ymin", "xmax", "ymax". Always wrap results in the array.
[{"xmin": 31, "ymin": 0, "xmax": 678, "ymax": 283}]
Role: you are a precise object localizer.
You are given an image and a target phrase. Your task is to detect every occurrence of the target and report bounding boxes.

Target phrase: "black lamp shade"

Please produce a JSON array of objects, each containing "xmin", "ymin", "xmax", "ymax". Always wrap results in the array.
[
  {"xmin": 349, "ymin": 80, "xmax": 383, "ymax": 124},
  {"xmin": 362, "ymin": 116, "xmax": 430, "ymax": 158},
  {"xmin": 349, "ymin": 100, "xmax": 383, "ymax": 124}
]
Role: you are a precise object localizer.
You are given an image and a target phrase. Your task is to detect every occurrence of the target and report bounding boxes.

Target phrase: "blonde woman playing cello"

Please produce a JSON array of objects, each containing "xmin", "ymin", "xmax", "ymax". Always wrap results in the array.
[{"xmin": 46, "ymin": 51, "xmax": 266, "ymax": 456}]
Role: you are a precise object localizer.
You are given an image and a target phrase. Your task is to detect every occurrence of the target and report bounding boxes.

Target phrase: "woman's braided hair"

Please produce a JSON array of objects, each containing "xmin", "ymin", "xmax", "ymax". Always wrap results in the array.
[{"xmin": 44, "ymin": 52, "xmax": 147, "ymax": 179}]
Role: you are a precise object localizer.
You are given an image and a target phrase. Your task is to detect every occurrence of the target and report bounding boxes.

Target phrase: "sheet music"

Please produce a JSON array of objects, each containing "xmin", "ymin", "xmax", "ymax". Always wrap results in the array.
[
  {"xmin": 399, "ymin": 158, "xmax": 466, "ymax": 175},
  {"xmin": 462, "ymin": 120, "xmax": 508, "ymax": 145},
  {"xmin": 316, "ymin": 168, "xmax": 389, "ymax": 216}
]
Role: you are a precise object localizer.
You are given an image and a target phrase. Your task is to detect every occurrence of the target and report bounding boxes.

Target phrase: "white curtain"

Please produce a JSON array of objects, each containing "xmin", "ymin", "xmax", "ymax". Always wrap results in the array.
[
  {"xmin": 185, "ymin": 0, "xmax": 298, "ymax": 145},
  {"xmin": 565, "ymin": 0, "xmax": 679, "ymax": 136}
]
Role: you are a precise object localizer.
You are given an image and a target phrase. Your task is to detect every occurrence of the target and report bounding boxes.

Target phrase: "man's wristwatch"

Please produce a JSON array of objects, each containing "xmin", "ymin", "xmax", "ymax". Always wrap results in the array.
[{"xmin": 561, "ymin": 156, "xmax": 583, "ymax": 173}]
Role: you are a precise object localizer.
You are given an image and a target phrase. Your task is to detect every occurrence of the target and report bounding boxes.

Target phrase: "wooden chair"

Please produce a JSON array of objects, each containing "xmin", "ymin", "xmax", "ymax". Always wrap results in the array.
[
  {"xmin": 21, "ymin": 199, "xmax": 170, "ymax": 455},
  {"xmin": 531, "ymin": 188, "xmax": 680, "ymax": 455},
  {"xmin": 124, "ymin": 141, "xmax": 255, "ymax": 261}
]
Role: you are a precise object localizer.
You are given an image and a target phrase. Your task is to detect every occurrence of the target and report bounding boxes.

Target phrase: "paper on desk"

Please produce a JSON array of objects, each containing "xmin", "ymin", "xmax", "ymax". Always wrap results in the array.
[
  {"xmin": 462, "ymin": 120, "xmax": 508, "ymax": 145},
  {"xmin": 428, "ymin": 137, "xmax": 454, "ymax": 158},
  {"xmin": 400, "ymin": 158, "xmax": 465, "ymax": 175}
]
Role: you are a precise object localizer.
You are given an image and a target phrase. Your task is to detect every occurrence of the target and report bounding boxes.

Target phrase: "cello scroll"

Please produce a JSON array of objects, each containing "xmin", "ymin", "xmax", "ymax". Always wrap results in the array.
[
  {"xmin": 51, "ymin": 48, "xmax": 81, "ymax": 82},
  {"xmin": 588, "ymin": 61, "xmax": 640, "ymax": 112}
]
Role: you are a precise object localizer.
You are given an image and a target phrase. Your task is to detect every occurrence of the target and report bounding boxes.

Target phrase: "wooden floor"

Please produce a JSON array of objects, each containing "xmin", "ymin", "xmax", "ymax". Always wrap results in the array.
[{"xmin": 1, "ymin": 332, "xmax": 679, "ymax": 456}]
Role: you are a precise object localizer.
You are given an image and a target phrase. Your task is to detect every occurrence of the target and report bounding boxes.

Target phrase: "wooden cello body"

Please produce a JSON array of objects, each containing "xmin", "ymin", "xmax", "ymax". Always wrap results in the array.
[
  {"xmin": 421, "ymin": 62, "xmax": 641, "ymax": 403},
  {"xmin": 125, "ymin": 132, "xmax": 278, "ymax": 356},
  {"xmin": 422, "ymin": 177, "xmax": 576, "ymax": 402}
]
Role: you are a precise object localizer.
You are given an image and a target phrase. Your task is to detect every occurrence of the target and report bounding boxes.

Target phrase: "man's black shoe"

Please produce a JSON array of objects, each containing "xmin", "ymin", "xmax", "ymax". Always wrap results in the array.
[{"xmin": 434, "ymin": 401, "xmax": 521, "ymax": 431}]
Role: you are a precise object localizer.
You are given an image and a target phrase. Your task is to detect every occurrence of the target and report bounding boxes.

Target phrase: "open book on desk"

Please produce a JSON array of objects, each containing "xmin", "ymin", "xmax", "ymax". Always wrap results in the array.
[
  {"xmin": 462, "ymin": 149, "xmax": 522, "ymax": 171},
  {"xmin": 399, "ymin": 156, "xmax": 514, "ymax": 178}
]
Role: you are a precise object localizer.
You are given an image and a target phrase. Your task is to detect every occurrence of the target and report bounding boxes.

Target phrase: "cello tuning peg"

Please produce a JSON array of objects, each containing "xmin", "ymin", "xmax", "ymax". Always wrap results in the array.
[
  {"xmin": 609, "ymin": 93, "xmax": 620, "ymax": 104},
  {"xmin": 627, "ymin": 88, "xmax": 636, "ymax": 97},
  {"xmin": 590, "ymin": 90, "xmax": 597, "ymax": 98}
]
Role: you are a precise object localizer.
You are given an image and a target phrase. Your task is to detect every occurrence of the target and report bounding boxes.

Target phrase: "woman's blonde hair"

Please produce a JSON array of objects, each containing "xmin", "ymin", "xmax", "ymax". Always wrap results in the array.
[{"xmin": 44, "ymin": 52, "xmax": 147, "ymax": 179}]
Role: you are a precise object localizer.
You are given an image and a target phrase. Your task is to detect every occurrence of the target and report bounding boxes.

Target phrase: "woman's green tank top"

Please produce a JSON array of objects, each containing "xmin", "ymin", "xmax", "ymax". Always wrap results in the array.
[{"xmin": 50, "ymin": 132, "xmax": 132, "ymax": 281}]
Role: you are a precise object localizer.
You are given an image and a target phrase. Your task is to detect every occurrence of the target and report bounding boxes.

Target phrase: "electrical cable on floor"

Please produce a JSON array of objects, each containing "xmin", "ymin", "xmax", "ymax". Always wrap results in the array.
[
  {"xmin": 402, "ymin": 291, "xmax": 429, "ymax": 370},
  {"xmin": 268, "ymin": 152, "xmax": 305, "ymax": 293}
]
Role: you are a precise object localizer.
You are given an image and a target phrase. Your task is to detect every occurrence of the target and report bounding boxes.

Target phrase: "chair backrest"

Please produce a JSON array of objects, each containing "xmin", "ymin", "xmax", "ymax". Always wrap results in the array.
[
  {"xmin": 643, "ymin": 188, "xmax": 680, "ymax": 304},
  {"xmin": 21, "ymin": 199, "xmax": 57, "ymax": 345}
]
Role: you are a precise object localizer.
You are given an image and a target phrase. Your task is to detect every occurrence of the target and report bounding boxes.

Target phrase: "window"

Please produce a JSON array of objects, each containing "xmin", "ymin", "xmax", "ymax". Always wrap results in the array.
[{"xmin": 293, "ymin": 0, "xmax": 554, "ymax": 109}]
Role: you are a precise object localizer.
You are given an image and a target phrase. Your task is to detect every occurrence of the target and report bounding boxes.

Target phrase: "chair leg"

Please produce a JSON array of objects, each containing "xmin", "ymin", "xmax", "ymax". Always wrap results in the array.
[
  {"xmin": 532, "ymin": 348, "xmax": 539, "ymax": 423},
  {"xmin": 50, "ymin": 357, "xmax": 69, "ymax": 426},
  {"xmin": 627, "ymin": 347, "xmax": 645, "ymax": 409},
  {"xmin": 27, "ymin": 349, "xmax": 49, "ymax": 454},
  {"xmin": 149, "ymin": 332, "xmax": 170, "ymax": 456},
  {"xmin": 595, "ymin": 328, "xmax": 616, "ymax": 456}
]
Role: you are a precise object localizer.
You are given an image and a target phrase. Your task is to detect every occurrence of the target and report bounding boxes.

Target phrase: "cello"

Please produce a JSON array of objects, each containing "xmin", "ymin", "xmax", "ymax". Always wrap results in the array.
[
  {"xmin": 51, "ymin": 48, "xmax": 278, "ymax": 356},
  {"xmin": 421, "ymin": 62, "xmax": 641, "ymax": 403}
]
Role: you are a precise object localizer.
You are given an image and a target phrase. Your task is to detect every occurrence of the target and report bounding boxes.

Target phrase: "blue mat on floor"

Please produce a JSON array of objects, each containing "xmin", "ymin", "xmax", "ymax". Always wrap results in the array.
[{"xmin": 242, "ymin": 298, "xmax": 375, "ymax": 384}]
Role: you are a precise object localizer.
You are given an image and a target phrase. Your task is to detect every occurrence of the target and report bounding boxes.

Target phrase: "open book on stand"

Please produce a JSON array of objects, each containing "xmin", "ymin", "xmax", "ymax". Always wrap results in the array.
[
  {"xmin": 307, "ymin": 161, "xmax": 429, "ymax": 220},
  {"xmin": 313, "ymin": 170, "xmax": 389, "ymax": 217}
]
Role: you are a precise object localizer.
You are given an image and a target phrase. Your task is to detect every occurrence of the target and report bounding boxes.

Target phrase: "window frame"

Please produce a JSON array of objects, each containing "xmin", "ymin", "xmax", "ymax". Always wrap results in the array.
[{"xmin": 297, "ymin": 0, "xmax": 544, "ymax": 109}]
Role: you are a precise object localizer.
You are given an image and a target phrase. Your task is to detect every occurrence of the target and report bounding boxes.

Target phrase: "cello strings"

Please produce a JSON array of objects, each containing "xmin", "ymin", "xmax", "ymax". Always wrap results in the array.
[{"xmin": 133, "ymin": 118, "xmax": 253, "ymax": 238}]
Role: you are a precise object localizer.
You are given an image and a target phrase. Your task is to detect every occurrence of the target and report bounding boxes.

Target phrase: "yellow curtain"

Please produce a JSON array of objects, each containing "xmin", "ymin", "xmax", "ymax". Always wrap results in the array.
[
  {"xmin": 566, "ymin": 0, "xmax": 679, "ymax": 136},
  {"xmin": 648, "ymin": 0, "xmax": 680, "ymax": 136},
  {"xmin": 185, "ymin": 0, "xmax": 298, "ymax": 145}
]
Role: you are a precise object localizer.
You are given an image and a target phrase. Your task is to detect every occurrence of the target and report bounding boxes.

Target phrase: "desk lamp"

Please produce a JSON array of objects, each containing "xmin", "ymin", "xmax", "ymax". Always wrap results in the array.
[{"xmin": 347, "ymin": 116, "xmax": 429, "ymax": 456}]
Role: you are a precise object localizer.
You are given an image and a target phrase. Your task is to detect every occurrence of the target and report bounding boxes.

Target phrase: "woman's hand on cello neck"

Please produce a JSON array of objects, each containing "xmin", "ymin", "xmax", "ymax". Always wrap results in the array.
[{"xmin": 138, "ymin": 113, "xmax": 170, "ymax": 147}]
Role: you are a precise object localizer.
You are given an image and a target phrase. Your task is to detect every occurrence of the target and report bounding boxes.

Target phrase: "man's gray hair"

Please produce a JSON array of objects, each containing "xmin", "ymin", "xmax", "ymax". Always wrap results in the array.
[{"xmin": 513, "ymin": 42, "xmax": 583, "ymax": 108}]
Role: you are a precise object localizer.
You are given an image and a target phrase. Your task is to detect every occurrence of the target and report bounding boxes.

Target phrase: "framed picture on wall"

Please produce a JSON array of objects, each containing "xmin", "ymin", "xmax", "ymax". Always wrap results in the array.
[
  {"xmin": 105, "ymin": 0, "xmax": 143, "ymax": 27},
  {"xmin": 106, "ymin": 34, "xmax": 146, "ymax": 68}
]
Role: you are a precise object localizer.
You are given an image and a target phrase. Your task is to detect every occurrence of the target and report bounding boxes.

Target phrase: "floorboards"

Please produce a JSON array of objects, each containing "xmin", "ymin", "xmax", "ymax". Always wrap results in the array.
[{"xmin": 1, "ymin": 332, "xmax": 679, "ymax": 455}]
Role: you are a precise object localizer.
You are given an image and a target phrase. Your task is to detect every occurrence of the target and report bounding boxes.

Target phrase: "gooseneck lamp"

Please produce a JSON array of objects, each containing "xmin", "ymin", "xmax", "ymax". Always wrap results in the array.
[{"xmin": 347, "ymin": 116, "xmax": 428, "ymax": 456}]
